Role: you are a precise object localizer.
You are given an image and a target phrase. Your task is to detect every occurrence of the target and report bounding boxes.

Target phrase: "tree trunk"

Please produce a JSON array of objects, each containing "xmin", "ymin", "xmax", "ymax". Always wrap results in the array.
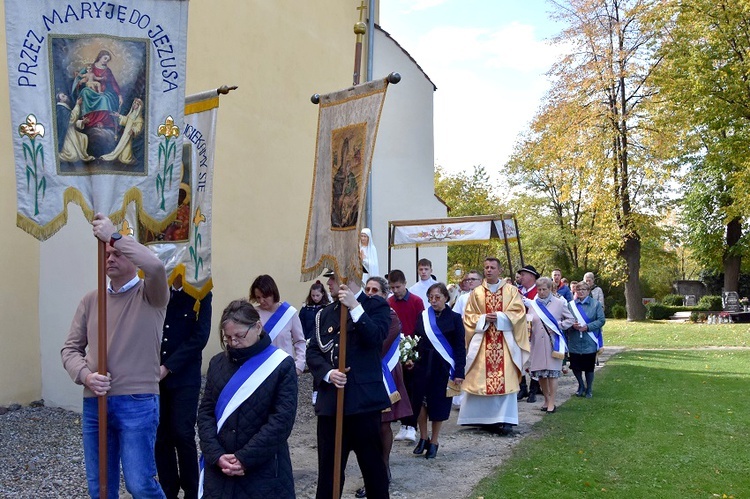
[
  {"xmin": 723, "ymin": 217, "xmax": 742, "ymax": 292},
  {"xmin": 621, "ymin": 235, "xmax": 646, "ymax": 321}
]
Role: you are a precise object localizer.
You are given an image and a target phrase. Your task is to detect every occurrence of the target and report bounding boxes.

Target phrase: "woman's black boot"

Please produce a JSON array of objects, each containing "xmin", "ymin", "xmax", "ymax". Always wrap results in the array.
[{"xmin": 413, "ymin": 438, "xmax": 430, "ymax": 454}]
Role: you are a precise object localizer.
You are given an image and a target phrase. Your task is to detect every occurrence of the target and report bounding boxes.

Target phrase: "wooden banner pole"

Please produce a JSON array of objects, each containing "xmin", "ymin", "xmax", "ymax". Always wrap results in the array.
[
  {"xmin": 332, "ymin": 300, "xmax": 349, "ymax": 499},
  {"xmin": 97, "ymin": 239, "xmax": 108, "ymax": 497}
]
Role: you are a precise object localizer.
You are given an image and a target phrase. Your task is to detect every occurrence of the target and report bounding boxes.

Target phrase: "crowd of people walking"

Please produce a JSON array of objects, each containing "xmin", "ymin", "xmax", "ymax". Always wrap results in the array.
[{"xmin": 61, "ymin": 220, "xmax": 605, "ymax": 499}]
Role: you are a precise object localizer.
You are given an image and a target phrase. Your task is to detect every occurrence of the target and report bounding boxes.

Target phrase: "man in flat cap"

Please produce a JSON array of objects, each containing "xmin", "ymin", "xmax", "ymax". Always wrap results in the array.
[{"xmin": 307, "ymin": 270, "xmax": 392, "ymax": 498}]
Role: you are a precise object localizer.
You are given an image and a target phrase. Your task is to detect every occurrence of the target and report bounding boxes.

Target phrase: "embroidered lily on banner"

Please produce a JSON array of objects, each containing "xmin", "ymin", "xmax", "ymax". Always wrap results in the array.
[
  {"xmin": 156, "ymin": 116, "xmax": 180, "ymax": 210},
  {"xmin": 189, "ymin": 206, "xmax": 206, "ymax": 280},
  {"xmin": 18, "ymin": 114, "xmax": 46, "ymax": 216}
]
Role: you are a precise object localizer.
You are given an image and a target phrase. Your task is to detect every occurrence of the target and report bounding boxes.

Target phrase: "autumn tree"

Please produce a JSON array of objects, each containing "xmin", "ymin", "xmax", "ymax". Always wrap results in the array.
[
  {"xmin": 651, "ymin": 0, "xmax": 750, "ymax": 292},
  {"xmin": 506, "ymin": 96, "xmax": 605, "ymax": 275},
  {"xmin": 433, "ymin": 166, "xmax": 513, "ymax": 274},
  {"xmin": 537, "ymin": 0, "xmax": 676, "ymax": 319}
]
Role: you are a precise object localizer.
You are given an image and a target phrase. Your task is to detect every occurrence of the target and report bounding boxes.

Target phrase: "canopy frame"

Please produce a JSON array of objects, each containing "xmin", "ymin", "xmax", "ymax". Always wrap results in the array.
[{"xmin": 387, "ymin": 214, "xmax": 524, "ymax": 281}]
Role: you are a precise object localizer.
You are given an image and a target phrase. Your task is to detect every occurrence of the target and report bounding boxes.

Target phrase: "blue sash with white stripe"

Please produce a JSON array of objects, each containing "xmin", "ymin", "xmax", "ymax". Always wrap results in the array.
[
  {"xmin": 381, "ymin": 333, "xmax": 402, "ymax": 403},
  {"xmin": 198, "ymin": 344, "xmax": 289, "ymax": 497},
  {"xmin": 264, "ymin": 301, "xmax": 296, "ymax": 341},
  {"xmin": 569, "ymin": 300, "xmax": 604, "ymax": 351},
  {"xmin": 530, "ymin": 298, "xmax": 567, "ymax": 359},
  {"xmin": 421, "ymin": 308, "xmax": 456, "ymax": 380}
]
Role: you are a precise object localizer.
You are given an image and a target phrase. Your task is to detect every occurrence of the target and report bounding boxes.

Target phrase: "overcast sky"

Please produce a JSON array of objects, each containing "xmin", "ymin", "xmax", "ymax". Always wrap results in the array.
[{"xmin": 379, "ymin": 0, "xmax": 567, "ymax": 176}]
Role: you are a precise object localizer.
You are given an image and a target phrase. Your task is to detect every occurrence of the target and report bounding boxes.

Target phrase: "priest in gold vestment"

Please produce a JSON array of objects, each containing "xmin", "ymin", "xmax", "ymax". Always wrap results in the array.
[{"xmin": 457, "ymin": 257, "xmax": 529, "ymax": 433}]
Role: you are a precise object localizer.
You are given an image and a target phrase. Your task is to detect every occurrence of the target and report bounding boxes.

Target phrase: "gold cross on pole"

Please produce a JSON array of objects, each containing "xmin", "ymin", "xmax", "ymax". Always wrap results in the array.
[{"xmin": 357, "ymin": 0, "xmax": 367, "ymax": 22}]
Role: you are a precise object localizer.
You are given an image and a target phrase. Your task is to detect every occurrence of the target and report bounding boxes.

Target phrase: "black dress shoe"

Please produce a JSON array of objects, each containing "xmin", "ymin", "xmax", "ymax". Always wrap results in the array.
[
  {"xmin": 355, "ymin": 486, "xmax": 367, "ymax": 498},
  {"xmin": 413, "ymin": 438, "xmax": 430, "ymax": 454},
  {"xmin": 425, "ymin": 442, "xmax": 439, "ymax": 459},
  {"xmin": 526, "ymin": 391, "xmax": 537, "ymax": 403}
]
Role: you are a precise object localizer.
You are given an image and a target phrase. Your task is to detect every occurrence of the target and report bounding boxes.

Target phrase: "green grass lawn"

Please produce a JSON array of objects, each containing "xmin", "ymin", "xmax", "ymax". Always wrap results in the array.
[
  {"xmin": 604, "ymin": 319, "xmax": 750, "ymax": 348},
  {"xmin": 472, "ymin": 347, "xmax": 750, "ymax": 498}
]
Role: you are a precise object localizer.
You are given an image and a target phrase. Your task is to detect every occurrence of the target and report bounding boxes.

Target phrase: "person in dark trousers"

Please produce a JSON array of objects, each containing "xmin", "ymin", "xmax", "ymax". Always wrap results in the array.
[
  {"xmin": 307, "ymin": 270, "xmax": 392, "ymax": 499},
  {"xmin": 155, "ymin": 274, "xmax": 212, "ymax": 499}
]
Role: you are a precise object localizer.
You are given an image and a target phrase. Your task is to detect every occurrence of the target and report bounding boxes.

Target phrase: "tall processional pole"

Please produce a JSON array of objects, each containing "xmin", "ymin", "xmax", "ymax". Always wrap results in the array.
[
  {"xmin": 97, "ymin": 240, "xmax": 109, "ymax": 497},
  {"xmin": 331, "ymin": 7, "xmax": 368, "ymax": 499}
]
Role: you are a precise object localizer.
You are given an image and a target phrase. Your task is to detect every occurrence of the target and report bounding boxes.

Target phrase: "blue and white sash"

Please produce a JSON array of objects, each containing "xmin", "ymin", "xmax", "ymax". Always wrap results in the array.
[
  {"xmin": 198, "ymin": 345, "xmax": 289, "ymax": 497},
  {"xmin": 569, "ymin": 300, "xmax": 604, "ymax": 351},
  {"xmin": 530, "ymin": 298, "xmax": 567, "ymax": 359},
  {"xmin": 421, "ymin": 308, "xmax": 456, "ymax": 380},
  {"xmin": 381, "ymin": 334, "xmax": 402, "ymax": 403},
  {"xmin": 264, "ymin": 301, "xmax": 297, "ymax": 341}
]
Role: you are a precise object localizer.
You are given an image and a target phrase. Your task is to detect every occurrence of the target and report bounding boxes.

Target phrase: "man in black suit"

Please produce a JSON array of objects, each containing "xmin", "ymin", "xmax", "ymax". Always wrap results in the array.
[
  {"xmin": 155, "ymin": 274, "xmax": 212, "ymax": 499},
  {"xmin": 307, "ymin": 270, "xmax": 392, "ymax": 499}
]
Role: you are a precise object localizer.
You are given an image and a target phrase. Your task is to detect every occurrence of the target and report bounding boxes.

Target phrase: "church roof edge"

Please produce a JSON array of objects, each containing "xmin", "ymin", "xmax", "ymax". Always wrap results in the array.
[{"xmin": 374, "ymin": 24, "xmax": 438, "ymax": 91}]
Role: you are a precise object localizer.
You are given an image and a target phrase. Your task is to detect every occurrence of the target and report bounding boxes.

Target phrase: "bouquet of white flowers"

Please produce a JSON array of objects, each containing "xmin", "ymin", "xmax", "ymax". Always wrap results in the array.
[{"xmin": 399, "ymin": 335, "xmax": 419, "ymax": 363}]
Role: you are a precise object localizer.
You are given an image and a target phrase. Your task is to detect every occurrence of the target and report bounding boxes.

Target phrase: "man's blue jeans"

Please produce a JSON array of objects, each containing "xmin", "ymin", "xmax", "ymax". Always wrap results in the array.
[{"xmin": 83, "ymin": 394, "xmax": 166, "ymax": 499}]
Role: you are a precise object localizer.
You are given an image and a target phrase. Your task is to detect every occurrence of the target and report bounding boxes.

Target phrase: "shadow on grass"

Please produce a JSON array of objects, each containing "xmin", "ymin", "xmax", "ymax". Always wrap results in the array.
[{"xmin": 472, "ymin": 349, "xmax": 750, "ymax": 498}]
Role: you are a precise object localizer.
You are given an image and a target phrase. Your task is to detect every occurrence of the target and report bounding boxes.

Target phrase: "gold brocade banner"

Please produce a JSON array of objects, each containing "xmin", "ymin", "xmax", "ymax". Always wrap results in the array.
[{"xmin": 301, "ymin": 78, "xmax": 390, "ymax": 283}]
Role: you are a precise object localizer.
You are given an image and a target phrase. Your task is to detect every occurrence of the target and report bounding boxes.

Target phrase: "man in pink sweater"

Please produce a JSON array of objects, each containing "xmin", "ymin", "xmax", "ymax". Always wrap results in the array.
[{"xmin": 62, "ymin": 213, "xmax": 169, "ymax": 499}]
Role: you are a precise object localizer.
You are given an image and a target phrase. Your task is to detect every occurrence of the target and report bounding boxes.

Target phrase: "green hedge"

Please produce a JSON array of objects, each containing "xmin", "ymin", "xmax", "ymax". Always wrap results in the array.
[
  {"xmin": 662, "ymin": 294, "xmax": 684, "ymax": 306},
  {"xmin": 646, "ymin": 295, "xmax": 725, "ymax": 319},
  {"xmin": 612, "ymin": 304, "xmax": 627, "ymax": 319},
  {"xmin": 697, "ymin": 295, "xmax": 723, "ymax": 311},
  {"xmin": 646, "ymin": 303, "xmax": 682, "ymax": 320}
]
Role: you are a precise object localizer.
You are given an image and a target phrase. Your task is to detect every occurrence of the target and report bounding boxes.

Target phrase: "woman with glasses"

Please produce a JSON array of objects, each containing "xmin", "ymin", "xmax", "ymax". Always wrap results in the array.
[
  {"xmin": 198, "ymin": 300, "xmax": 297, "ymax": 498},
  {"xmin": 453, "ymin": 270, "xmax": 482, "ymax": 317},
  {"xmin": 410, "ymin": 283, "xmax": 466, "ymax": 459},
  {"xmin": 353, "ymin": 277, "xmax": 413, "ymax": 498},
  {"xmin": 568, "ymin": 283, "xmax": 605, "ymax": 398}
]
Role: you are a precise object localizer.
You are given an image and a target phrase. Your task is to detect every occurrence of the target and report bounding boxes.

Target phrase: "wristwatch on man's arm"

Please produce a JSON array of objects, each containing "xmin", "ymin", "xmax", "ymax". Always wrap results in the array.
[{"xmin": 109, "ymin": 232, "xmax": 122, "ymax": 246}]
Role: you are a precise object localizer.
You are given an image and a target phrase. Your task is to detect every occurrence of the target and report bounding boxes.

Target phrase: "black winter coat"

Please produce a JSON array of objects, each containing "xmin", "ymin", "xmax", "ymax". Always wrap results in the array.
[
  {"xmin": 160, "ymin": 289, "xmax": 212, "ymax": 388},
  {"xmin": 198, "ymin": 334, "xmax": 298, "ymax": 498},
  {"xmin": 306, "ymin": 294, "xmax": 391, "ymax": 417},
  {"xmin": 298, "ymin": 303, "xmax": 325, "ymax": 340}
]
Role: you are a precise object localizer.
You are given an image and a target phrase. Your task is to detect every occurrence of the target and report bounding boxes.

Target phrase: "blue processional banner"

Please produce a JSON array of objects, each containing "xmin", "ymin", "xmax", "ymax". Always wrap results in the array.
[{"xmin": 4, "ymin": 0, "xmax": 189, "ymax": 240}]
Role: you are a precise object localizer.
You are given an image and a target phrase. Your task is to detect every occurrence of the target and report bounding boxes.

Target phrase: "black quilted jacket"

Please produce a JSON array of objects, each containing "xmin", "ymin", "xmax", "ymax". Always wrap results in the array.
[{"xmin": 198, "ymin": 335, "xmax": 298, "ymax": 498}]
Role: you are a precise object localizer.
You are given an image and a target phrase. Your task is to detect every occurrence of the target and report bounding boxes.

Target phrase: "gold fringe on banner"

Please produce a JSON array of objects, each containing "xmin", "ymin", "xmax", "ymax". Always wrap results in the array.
[
  {"xmin": 16, "ymin": 187, "xmax": 177, "ymax": 241},
  {"xmin": 137, "ymin": 263, "xmax": 213, "ymax": 313}
]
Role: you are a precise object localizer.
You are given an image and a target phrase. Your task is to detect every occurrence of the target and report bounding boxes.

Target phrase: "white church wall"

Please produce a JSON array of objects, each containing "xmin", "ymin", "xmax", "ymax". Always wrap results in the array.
[{"xmin": 370, "ymin": 27, "xmax": 448, "ymax": 284}]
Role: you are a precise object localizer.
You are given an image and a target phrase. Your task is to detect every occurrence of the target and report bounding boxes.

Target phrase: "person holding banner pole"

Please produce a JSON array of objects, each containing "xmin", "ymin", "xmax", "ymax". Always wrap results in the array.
[
  {"xmin": 61, "ymin": 213, "xmax": 169, "ymax": 499},
  {"xmin": 567, "ymin": 282, "xmax": 605, "ymax": 398},
  {"xmin": 526, "ymin": 277, "xmax": 575, "ymax": 413},
  {"xmin": 250, "ymin": 274, "xmax": 306, "ymax": 375},
  {"xmin": 306, "ymin": 270, "xmax": 391, "ymax": 499},
  {"xmin": 410, "ymin": 283, "xmax": 466, "ymax": 459},
  {"xmin": 197, "ymin": 300, "xmax": 297, "ymax": 498}
]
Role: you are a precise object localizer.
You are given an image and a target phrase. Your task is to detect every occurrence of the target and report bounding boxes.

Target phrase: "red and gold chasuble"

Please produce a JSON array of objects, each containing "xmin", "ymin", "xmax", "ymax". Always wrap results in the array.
[
  {"xmin": 462, "ymin": 281, "xmax": 530, "ymax": 397},
  {"xmin": 484, "ymin": 287, "xmax": 506, "ymax": 394}
]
